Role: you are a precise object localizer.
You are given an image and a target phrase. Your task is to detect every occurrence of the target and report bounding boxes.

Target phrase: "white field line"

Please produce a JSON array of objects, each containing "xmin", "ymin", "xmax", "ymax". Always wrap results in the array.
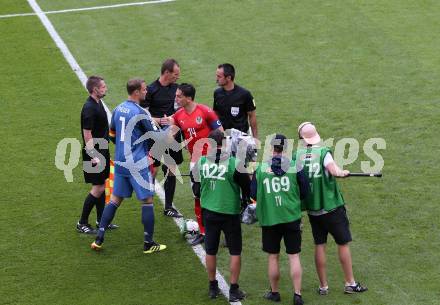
[
  {"xmin": 26, "ymin": 1, "xmax": 240, "ymax": 304},
  {"xmin": 26, "ymin": 0, "xmax": 112, "ymax": 122},
  {"xmin": 0, "ymin": 12, "xmax": 36, "ymax": 18},
  {"xmin": 0, "ymin": 0, "xmax": 175, "ymax": 19}
]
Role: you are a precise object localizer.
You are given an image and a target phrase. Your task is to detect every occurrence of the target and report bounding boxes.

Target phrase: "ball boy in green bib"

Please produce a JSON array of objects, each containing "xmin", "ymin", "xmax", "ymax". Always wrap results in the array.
[
  {"xmin": 192, "ymin": 129, "xmax": 250, "ymax": 302},
  {"xmin": 251, "ymin": 134, "xmax": 309, "ymax": 305}
]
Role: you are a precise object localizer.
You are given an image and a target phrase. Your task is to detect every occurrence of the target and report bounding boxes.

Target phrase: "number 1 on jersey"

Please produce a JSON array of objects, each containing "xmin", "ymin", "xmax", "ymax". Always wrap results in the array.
[{"xmin": 119, "ymin": 116, "xmax": 126, "ymax": 142}]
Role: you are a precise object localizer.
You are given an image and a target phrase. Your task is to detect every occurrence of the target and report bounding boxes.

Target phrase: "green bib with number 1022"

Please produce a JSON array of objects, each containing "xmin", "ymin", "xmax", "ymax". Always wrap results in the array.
[
  {"xmin": 198, "ymin": 156, "xmax": 241, "ymax": 215},
  {"xmin": 255, "ymin": 160, "xmax": 302, "ymax": 226}
]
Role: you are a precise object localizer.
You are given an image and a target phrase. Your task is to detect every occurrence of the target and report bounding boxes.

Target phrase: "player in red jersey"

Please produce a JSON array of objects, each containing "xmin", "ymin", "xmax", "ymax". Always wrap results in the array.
[{"xmin": 163, "ymin": 83, "xmax": 223, "ymax": 246}]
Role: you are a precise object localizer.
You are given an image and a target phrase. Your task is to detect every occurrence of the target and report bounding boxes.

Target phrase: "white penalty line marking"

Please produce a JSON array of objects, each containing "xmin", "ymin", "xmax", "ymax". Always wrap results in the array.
[
  {"xmin": 1, "ymin": 0, "xmax": 176, "ymax": 19},
  {"xmin": 26, "ymin": 1, "xmax": 239, "ymax": 304}
]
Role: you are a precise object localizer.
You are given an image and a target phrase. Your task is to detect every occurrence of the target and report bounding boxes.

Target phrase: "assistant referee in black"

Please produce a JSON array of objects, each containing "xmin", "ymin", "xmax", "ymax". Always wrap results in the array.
[
  {"xmin": 78, "ymin": 76, "xmax": 117, "ymax": 234},
  {"xmin": 213, "ymin": 63, "xmax": 258, "ymax": 139},
  {"xmin": 141, "ymin": 58, "xmax": 183, "ymax": 218}
]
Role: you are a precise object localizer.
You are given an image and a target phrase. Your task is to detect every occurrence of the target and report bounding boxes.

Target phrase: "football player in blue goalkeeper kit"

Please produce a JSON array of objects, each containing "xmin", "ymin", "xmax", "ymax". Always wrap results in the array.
[{"xmin": 91, "ymin": 78, "xmax": 177, "ymax": 253}]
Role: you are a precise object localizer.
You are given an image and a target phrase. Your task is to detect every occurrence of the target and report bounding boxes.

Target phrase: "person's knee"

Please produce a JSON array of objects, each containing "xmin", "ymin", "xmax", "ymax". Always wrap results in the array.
[
  {"xmin": 268, "ymin": 253, "xmax": 280, "ymax": 261},
  {"xmin": 110, "ymin": 194, "xmax": 123, "ymax": 206},
  {"xmin": 230, "ymin": 254, "xmax": 241, "ymax": 261},
  {"xmin": 315, "ymin": 244, "xmax": 327, "ymax": 257},
  {"xmin": 91, "ymin": 184, "xmax": 105, "ymax": 196},
  {"xmin": 267, "ymin": 255, "xmax": 280, "ymax": 279},
  {"xmin": 288, "ymin": 253, "xmax": 301, "ymax": 260},
  {"xmin": 315, "ymin": 243, "xmax": 327, "ymax": 249},
  {"xmin": 140, "ymin": 197, "xmax": 154, "ymax": 205},
  {"xmin": 337, "ymin": 243, "xmax": 352, "ymax": 257}
]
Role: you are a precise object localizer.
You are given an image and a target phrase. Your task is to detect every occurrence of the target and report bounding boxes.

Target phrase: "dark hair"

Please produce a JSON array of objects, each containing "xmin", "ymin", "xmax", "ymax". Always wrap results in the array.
[
  {"xmin": 271, "ymin": 134, "xmax": 286, "ymax": 153},
  {"xmin": 218, "ymin": 63, "xmax": 235, "ymax": 81},
  {"xmin": 161, "ymin": 58, "xmax": 179, "ymax": 75},
  {"xmin": 86, "ymin": 76, "xmax": 104, "ymax": 94},
  {"xmin": 178, "ymin": 83, "xmax": 196, "ymax": 100},
  {"xmin": 208, "ymin": 129, "xmax": 225, "ymax": 147},
  {"xmin": 126, "ymin": 78, "xmax": 145, "ymax": 95}
]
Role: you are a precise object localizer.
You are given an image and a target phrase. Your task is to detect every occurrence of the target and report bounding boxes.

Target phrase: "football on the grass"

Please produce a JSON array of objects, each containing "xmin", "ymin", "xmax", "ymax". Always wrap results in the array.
[{"xmin": 180, "ymin": 219, "xmax": 199, "ymax": 238}]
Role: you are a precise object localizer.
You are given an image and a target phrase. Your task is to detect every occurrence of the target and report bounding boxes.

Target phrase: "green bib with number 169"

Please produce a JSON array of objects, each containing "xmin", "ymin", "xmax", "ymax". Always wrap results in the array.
[{"xmin": 255, "ymin": 160, "xmax": 302, "ymax": 226}]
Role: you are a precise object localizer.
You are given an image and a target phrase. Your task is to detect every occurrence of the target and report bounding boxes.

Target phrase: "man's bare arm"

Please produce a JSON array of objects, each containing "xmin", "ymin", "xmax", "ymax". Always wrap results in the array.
[{"xmin": 248, "ymin": 110, "xmax": 258, "ymax": 139}]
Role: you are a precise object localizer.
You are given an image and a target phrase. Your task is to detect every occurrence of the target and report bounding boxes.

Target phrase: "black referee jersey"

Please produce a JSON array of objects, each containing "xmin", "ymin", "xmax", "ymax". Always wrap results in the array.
[
  {"xmin": 142, "ymin": 79, "xmax": 178, "ymax": 117},
  {"xmin": 213, "ymin": 84, "xmax": 256, "ymax": 133}
]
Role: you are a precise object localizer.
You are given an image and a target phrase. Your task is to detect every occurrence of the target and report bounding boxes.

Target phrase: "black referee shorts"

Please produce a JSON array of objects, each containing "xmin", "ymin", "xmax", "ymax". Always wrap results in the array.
[
  {"xmin": 152, "ymin": 149, "xmax": 184, "ymax": 167},
  {"xmin": 308, "ymin": 206, "xmax": 352, "ymax": 245},
  {"xmin": 202, "ymin": 209, "xmax": 242, "ymax": 256},
  {"xmin": 262, "ymin": 219, "xmax": 302, "ymax": 254},
  {"xmin": 82, "ymin": 149, "xmax": 110, "ymax": 185}
]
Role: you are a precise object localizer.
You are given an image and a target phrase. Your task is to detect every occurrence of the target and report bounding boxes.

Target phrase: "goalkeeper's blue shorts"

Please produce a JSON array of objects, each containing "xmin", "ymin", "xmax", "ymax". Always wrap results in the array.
[{"xmin": 113, "ymin": 171, "xmax": 155, "ymax": 200}]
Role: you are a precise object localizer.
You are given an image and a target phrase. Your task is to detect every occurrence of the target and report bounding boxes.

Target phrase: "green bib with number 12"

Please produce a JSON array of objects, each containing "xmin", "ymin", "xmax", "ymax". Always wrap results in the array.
[{"xmin": 295, "ymin": 146, "xmax": 345, "ymax": 212}]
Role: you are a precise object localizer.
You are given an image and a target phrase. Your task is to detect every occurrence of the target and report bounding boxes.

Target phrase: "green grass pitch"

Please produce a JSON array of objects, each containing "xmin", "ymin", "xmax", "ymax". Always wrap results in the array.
[{"xmin": 1, "ymin": 0, "xmax": 440, "ymax": 304}]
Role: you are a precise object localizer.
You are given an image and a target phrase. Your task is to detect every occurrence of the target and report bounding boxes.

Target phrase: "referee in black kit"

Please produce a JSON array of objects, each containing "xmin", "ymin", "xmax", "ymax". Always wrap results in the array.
[
  {"xmin": 141, "ymin": 59, "xmax": 183, "ymax": 218},
  {"xmin": 213, "ymin": 63, "xmax": 258, "ymax": 139},
  {"xmin": 78, "ymin": 75, "xmax": 118, "ymax": 234}
]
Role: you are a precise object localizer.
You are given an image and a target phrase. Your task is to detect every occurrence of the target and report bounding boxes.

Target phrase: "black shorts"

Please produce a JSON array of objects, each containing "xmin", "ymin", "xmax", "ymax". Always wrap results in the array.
[
  {"xmin": 83, "ymin": 149, "xmax": 110, "ymax": 185},
  {"xmin": 262, "ymin": 219, "xmax": 302, "ymax": 254},
  {"xmin": 151, "ymin": 131, "xmax": 184, "ymax": 167},
  {"xmin": 152, "ymin": 148, "xmax": 184, "ymax": 168},
  {"xmin": 308, "ymin": 206, "xmax": 352, "ymax": 245},
  {"xmin": 202, "ymin": 209, "xmax": 242, "ymax": 256}
]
